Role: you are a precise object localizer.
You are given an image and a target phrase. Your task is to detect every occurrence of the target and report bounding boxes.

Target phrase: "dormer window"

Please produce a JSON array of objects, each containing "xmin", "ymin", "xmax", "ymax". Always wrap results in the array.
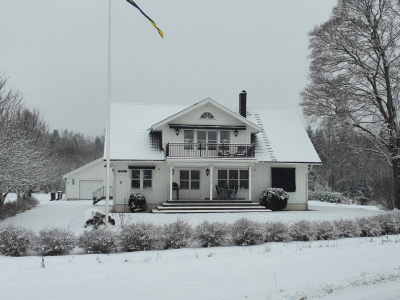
[{"xmin": 200, "ymin": 112, "xmax": 214, "ymax": 119}]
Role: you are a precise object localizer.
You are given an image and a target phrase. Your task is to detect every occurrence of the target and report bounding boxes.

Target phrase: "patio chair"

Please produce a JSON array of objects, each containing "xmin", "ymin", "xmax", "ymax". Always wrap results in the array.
[{"xmin": 231, "ymin": 185, "xmax": 238, "ymax": 200}]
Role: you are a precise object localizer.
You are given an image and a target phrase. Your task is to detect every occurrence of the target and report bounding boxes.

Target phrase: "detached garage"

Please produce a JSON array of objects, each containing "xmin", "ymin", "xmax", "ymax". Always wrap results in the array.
[{"xmin": 63, "ymin": 158, "xmax": 114, "ymax": 200}]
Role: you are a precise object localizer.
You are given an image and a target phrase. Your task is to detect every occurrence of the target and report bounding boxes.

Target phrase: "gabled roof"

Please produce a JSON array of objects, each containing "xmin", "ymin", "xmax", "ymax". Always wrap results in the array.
[
  {"xmin": 106, "ymin": 101, "xmax": 321, "ymax": 164},
  {"xmin": 62, "ymin": 158, "xmax": 103, "ymax": 178},
  {"xmin": 150, "ymin": 98, "xmax": 262, "ymax": 133}
]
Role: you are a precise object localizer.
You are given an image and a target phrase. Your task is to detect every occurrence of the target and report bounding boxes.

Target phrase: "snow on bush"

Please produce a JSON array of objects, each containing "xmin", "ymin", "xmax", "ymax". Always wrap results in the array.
[
  {"xmin": 372, "ymin": 212, "xmax": 400, "ymax": 235},
  {"xmin": 128, "ymin": 193, "xmax": 147, "ymax": 212},
  {"xmin": 194, "ymin": 220, "xmax": 229, "ymax": 247},
  {"xmin": 78, "ymin": 228, "xmax": 117, "ymax": 254},
  {"xmin": 313, "ymin": 220, "xmax": 339, "ymax": 240},
  {"xmin": 118, "ymin": 222, "xmax": 162, "ymax": 252},
  {"xmin": 0, "ymin": 196, "xmax": 39, "ymax": 220},
  {"xmin": 289, "ymin": 220, "xmax": 317, "ymax": 241},
  {"xmin": 264, "ymin": 221, "xmax": 291, "ymax": 242},
  {"xmin": 356, "ymin": 216, "xmax": 382, "ymax": 237},
  {"xmin": 85, "ymin": 212, "xmax": 115, "ymax": 228},
  {"xmin": 333, "ymin": 219, "xmax": 361, "ymax": 238},
  {"xmin": 260, "ymin": 188, "xmax": 289, "ymax": 211},
  {"xmin": 0, "ymin": 224, "xmax": 35, "ymax": 256},
  {"xmin": 231, "ymin": 218, "xmax": 263, "ymax": 246},
  {"xmin": 162, "ymin": 218, "xmax": 193, "ymax": 249},
  {"xmin": 308, "ymin": 191, "xmax": 343, "ymax": 203},
  {"xmin": 33, "ymin": 227, "xmax": 76, "ymax": 256}
]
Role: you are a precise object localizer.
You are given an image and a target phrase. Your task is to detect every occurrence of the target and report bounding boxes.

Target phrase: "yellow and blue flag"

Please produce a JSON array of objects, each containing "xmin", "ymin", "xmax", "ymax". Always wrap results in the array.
[{"xmin": 126, "ymin": 0, "xmax": 163, "ymax": 38}]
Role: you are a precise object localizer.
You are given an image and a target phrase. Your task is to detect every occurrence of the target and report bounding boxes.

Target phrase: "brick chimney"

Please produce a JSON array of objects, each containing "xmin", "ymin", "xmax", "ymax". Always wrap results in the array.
[{"xmin": 239, "ymin": 90, "xmax": 247, "ymax": 118}]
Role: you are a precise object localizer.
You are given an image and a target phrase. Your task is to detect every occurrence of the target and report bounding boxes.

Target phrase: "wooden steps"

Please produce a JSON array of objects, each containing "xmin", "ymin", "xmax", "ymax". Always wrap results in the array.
[{"xmin": 152, "ymin": 200, "xmax": 271, "ymax": 214}]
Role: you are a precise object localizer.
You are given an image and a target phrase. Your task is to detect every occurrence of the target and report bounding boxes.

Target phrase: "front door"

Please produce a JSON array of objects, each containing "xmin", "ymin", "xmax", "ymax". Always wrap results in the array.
[{"xmin": 179, "ymin": 170, "xmax": 201, "ymax": 199}]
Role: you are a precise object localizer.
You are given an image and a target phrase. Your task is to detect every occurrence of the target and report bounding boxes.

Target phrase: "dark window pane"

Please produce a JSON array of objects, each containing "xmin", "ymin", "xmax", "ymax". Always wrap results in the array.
[
  {"xmin": 208, "ymin": 131, "xmax": 217, "ymax": 141},
  {"xmin": 229, "ymin": 180, "xmax": 237, "ymax": 189},
  {"xmin": 220, "ymin": 131, "xmax": 230, "ymax": 143},
  {"xmin": 218, "ymin": 180, "xmax": 227, "ymax": 188},
  {"xmin": 240, "ymin": 170, "xmax": 249, "ymax": 179},
  {"xmin": 132, "ymin": 170, "xmax": 140, "ymax": 179},
  {"xmin": 143, "ymin": 170, "xmax": 152, "ymax": 179},
  {"xmin": 191, "ymin": 181, "xmax": 200, "ymax": 190},
  {"xmin": 184, "ymin": 130, "xmax": 194, "ymax": 143},
  {"xmin": 191, "ymin": 170, "xmax": 200, "ymax": 180},
  {"xmin": 229, "ymin": 170, "xmax": 238, "ymax": 179},
  {"xmin": 180, "ymin": 170, "xmax": 189, "ymax": 180},
  {"xmin": 143, "ymin": 180, "xmax": 152, "ymax": 189},
  {"xmin": 131, "ymin": 180, "xmax": 140, "ymax": 189},
  {"xmin": 180, "ymin": 181, "xmax": 189, "ymax": 189},
  {"xmin": 240, "ymin": 180, "xmax": 249, "ymax": 190},
  {"xmin": 218, "ymin": 170, "xmax": 227, "ymax": 179},
  {"xmin": 271, "ymin": 168, "xmax": 296, "ymax": 192},
  {"xmin": 198, "ymin": 131, "xmax": 206, "ymax": 141}
]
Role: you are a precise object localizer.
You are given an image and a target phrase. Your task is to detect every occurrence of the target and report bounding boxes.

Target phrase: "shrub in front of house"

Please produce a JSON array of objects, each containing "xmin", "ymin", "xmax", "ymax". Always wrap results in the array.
[
  {"xmin": 231, "ymin": 218, "xmax": 263, "ymax": 246},
  {"xmin": 333, "ymin": 219, "xmax": 361, "ymax": 238},
  {"xmin": 0, "ymin": 224, "xmax": 35, "ymax": 257},
  {"xmin": 85, "ymin": 212, "xmax": 115, "ymax": 228},
  {"xmin": 264, "ymin": 221, "xmax": 291, "ymax": 242},
  {"xmin": 356, "ymin": 216, "xmax": 382, "ymax": 237},
  {"xmin": 118, "ymin": 222, "xmax": 162, "ymax": 252},
  {"xmin": 78, "ymin": 228, "xmax": 117, "ymax": 254},
  {"xmin": 128, "ymin": 193, "xmax": 147, "ymax": 213},
  {"xmin": 0, "ymin": 196, "xmax": 40, "ymax": 220},
  {"xmin": 313, "ymin": 220, "xmax": 339, "ymax": 240},
  {"xmin": 372, "ymin": 213, "xmax": 400, "ymax": 235},
  {"xmin": 33, "ymin": 227, "xmax": 76, "ymax": 256},
  {"xmin": 260, "ymin": 188, "xmax": 289, "ymax": 211},
  {"xmin": 289, "ymin": 220, "xmax": 317, "ymax": 241},
  {"xmin": 162, "ymin": 218, "xmax": 193, "ymax": 249},
  {"xmin": 308, "ymin": 191, "xmax": 343, "ymax": 203},
  {"xmin": 194, "ymin": 220, "xmax": 229, "ymax": 247}
]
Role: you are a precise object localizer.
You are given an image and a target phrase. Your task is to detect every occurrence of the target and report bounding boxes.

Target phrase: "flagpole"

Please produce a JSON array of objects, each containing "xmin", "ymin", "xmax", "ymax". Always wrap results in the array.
[{"xmin": 105, "ymin": 0, "xmax": 111, "ymax": 227}]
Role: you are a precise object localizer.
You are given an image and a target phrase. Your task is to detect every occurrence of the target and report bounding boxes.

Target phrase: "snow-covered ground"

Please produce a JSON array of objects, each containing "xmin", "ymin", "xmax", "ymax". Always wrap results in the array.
[{"xmin": 1, "ymin": 194, "xmax": 399, "ymax": 300}]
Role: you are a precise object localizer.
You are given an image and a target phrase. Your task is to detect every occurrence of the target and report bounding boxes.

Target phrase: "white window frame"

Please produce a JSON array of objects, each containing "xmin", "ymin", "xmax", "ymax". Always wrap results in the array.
[{"xmin": 131, "ymin": 169, "xmax": 153, "ymax": 190}]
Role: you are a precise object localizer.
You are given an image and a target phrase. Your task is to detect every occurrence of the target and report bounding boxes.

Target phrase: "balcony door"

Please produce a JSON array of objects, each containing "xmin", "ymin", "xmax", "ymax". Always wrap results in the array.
[
  {"xmin": 179, "ymin": 170, "xmax": 201, "ymax": 199},
  {"xmin": 197, "ymin": 131, "xmax": 217, "ymax": 156}
]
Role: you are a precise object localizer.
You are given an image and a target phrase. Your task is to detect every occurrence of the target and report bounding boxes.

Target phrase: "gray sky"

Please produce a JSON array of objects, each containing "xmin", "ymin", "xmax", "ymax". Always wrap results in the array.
[{"xmin": 0, "ymin": 0, "xmax": 337, "ymax": 136}]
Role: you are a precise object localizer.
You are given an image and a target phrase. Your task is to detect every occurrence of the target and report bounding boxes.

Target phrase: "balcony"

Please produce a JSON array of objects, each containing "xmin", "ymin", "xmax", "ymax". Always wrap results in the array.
[{"xmin": 166, "ymin": 143, "xmax": 255, "ymax": 158}]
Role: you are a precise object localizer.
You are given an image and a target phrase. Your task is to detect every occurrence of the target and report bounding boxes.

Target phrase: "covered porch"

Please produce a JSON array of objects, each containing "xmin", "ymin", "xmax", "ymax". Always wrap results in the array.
[{"xmin": 166, "ymin": 158, "xmax": 257, "ymax": 202}]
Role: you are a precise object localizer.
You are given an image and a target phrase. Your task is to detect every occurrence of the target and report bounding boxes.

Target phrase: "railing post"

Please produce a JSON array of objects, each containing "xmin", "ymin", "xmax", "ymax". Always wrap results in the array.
[{"xmin": 199, "ymin": 142, "xmax": 202, "ymax": 157}]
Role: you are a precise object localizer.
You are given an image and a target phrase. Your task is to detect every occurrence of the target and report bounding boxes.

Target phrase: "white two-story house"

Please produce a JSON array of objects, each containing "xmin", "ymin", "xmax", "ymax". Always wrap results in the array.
[{"xmin": 63, "ymin": 91, "xmax": 321, "ymax": 212}]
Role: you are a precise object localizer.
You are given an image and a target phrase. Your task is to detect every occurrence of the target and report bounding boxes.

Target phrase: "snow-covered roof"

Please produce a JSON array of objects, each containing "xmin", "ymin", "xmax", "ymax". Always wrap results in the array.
[
  {"xmin": 106, "ymin": 101, "xmax": 321, "ymax": 164},
  {"xmin": 62, "ymin": 158, "xmax": 103, "ymax": 178}
]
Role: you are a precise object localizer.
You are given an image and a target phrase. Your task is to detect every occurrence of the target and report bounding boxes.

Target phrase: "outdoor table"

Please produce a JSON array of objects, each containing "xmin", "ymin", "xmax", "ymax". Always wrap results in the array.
[{"xmin": 219, "ymin": 188, "xmax": 235, "ymax": 200}]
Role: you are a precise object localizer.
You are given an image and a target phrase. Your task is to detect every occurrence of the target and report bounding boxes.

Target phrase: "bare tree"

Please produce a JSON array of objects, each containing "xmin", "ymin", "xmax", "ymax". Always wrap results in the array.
[{"xmin": 301, "ymin": 0, "xmax": 400, "ymax": 209}]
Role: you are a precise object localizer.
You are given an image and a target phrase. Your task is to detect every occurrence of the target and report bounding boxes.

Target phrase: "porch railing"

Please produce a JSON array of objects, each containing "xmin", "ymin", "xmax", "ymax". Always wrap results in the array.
[
  {"xmin": 93, "ymin": 186, "xmax": 113, "ymax": 205},
  {"xmin": 166, "ymin": 143, "xmax": 255, "ymax": 158}
]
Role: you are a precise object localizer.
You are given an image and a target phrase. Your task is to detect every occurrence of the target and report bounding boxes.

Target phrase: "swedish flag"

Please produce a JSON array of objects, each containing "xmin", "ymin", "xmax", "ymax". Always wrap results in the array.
[{"xmin": 126, "ymin": 0, "xmax": 164, "ymax": 38}]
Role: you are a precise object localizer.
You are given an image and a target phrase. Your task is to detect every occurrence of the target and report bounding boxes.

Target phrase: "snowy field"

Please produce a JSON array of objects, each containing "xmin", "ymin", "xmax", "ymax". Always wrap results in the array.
[{"xmin": 1, "ymin": 194, "xmax": 399, "ymax": 300}]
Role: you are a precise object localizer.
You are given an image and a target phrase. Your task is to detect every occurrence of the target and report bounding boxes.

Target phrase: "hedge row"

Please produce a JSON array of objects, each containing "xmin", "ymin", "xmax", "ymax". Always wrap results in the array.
[
  {"xmin": 0, "ymin": 196, "xmax": 39, "ymax": 220},
  {"xmin": 308, "ymin": 191, "xmax": 344, "ymax": 203},
  {"xmin": 1, "ymin": 211, "xmax": 400, "ymax": 257}
]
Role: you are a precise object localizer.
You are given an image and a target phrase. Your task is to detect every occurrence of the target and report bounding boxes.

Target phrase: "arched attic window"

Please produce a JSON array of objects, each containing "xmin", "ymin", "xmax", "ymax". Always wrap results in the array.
[{"xmin": 200, "ymin": 112, "xmax": 214, "ymax": 119}]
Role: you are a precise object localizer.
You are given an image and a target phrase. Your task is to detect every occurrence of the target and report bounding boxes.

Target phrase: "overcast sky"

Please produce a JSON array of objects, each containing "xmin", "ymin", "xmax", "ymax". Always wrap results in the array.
[{"xmin": 0, "ymin": 0, "xmax": 337, "ymax": 136}]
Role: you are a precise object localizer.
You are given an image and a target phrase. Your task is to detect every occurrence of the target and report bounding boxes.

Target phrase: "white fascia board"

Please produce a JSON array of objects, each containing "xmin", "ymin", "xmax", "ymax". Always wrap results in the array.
[
  {"xmin": 62, "ymin": 158, "xmax": 104, "ymax": 178},
  {"xmin": 150, "ymin": 98, "xmax": 262, "ymax": 133}
]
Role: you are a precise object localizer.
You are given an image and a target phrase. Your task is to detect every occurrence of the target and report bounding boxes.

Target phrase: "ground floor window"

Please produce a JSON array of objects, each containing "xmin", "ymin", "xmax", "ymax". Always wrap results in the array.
[
  {"xmin": 180, "ymin": 170, "xmax": 200, "ymax": 190},
  {"xmin": 271, "ymin": 168, "xmax": 295, "ymax": 192},
  {"xmin": 131, "ymin": 170, "xmax": 152, "ymax": 189},
  {"xmin": 218, "ymin": 169, "xmax": 249, "ymax": 190}
]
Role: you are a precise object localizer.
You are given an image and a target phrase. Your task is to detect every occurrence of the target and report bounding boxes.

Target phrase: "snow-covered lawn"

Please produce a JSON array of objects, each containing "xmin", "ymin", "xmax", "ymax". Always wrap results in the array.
[{"xmin": 1, "ymin": 194, "xmax": 399, "ymax": 300}]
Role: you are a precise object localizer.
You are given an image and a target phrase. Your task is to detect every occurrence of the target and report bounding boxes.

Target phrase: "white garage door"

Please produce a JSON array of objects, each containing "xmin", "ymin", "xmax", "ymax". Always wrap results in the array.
[{"xmin": 79, "ymin": 180, "xmax": 103, "ymax": 200}]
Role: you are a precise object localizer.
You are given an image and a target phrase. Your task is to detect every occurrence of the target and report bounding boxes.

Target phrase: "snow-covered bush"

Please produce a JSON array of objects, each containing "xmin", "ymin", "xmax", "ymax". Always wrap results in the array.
[
  {"xmin": 231, "ymin": 218, "xmax": 263, "ymax": 246},
  {"xmin": 85, "ymin": 212, "xmax": 115, "ymax": 228},
  {"xmin": 289, "ymin": 220, "xmax": 317, "ymax": 241},
  {"xmin": 356, "ymin": 217, "xmax": 382, "ymax": 237},
  {"xmin": 128, "ymin": 193, "xmax": 147, "ymax": 213},
  {"xmin": 333, "ymin": 219, "xmax": 361, "ymax": 238},
  {"xmin": 118, "ymin": 222, "xmax": 162, "ymax": 252},
  {"xmin": 194, "ymin": 220, "xmax": 229, "ymax": 247},
  {"xmin": 308, "ymin": 191, "xmax": 343, "ymax": 203},
  {"xmin": 0, "ymin": 196, "xmax": 39, "ymax": 220},
  {"xmin": 372, "ymin": 213, "xmax": 399, "ymax": 235},
  {"xmin": 313, "ymin": 220, "xmax": 339, "ymax": 240},
  {"xmin": 260, "ymin": 188, "xmax": 289, "ymax": 211},
  {"xmin": 78, "ymin": 228, "xmax": 116, "ymax": 254},
  {"xmin": 0, "ymin": 225, "xmax": 35, "ymax": 256},
  {"xmin": 33, "ymin": 227, "xmax": 76, "ymax": 256},
  {"xmin": 264, "ymin": 221, "xmax": 291, "ymax": 242},
  {"xmin": 162, "ymin": 218, "xmax": 193, "ymax": 249}
]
